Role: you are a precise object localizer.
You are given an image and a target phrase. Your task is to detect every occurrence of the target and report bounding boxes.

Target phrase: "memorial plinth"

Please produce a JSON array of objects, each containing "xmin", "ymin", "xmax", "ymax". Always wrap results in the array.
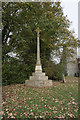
[{"xmin": 25, "ymin": 28, "xmax": 53, "ymax": 87}]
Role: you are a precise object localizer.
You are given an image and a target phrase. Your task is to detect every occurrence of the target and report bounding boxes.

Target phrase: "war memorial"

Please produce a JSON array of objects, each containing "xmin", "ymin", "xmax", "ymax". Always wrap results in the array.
[{"xmin": 25, "ymin": 28, "xmax": 53, "ymax": 87}]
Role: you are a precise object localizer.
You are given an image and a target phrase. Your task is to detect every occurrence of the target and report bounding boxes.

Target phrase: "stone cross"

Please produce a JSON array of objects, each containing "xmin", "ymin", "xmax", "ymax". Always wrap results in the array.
[
  {"xmin": 36, "ymin": 27, "xmax": 41, "ymax": 65},
  {"xmin": 25, "ymin": 27, "xmax": 53, "ymax": 87}
]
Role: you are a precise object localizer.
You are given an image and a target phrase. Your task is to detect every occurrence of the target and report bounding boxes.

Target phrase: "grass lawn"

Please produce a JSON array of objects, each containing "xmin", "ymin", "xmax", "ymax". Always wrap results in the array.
[{"xmin": 2, "ymin": 77, "xmax": 78, "ymax": 119}]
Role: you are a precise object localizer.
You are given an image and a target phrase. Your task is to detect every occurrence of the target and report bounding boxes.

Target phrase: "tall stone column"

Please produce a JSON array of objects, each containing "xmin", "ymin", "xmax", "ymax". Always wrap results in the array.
[
  {"xmin": 36, "ymin": 27, "xmax": 41, "ymax": 65},
  {"xmin": 35, "ymin": 27, "xmax": 42, "ymax": 72}
]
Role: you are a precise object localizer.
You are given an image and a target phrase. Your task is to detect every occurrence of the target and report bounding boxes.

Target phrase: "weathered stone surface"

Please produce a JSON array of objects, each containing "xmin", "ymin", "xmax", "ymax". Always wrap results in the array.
[
  {"xmin": 30, "ymin": 75, "xmax": 48, "ymax": 81},
  {"xmin": 25, "ymin": 79, "xmax": 53, "ymax": 87},
  {"xmin": 35, "ymin": 64, "xmax": 42, "ymax": 72},
  {"xmin": 30, "ymin": 72, "xmax": 48, "ymax": 81},
  {"xmin": 32, "ymin": 72, "xmax": 45, "ymax": 76},
  {"xmin": 25, "ymin": 70, "xmax": 53, "ymax": 87}
]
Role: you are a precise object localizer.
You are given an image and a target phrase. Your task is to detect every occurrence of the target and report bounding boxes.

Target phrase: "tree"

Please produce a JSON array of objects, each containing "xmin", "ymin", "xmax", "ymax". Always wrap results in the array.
[{"xmin": 2, "ymin": 2, "xmax": 77, "ymax": 85}]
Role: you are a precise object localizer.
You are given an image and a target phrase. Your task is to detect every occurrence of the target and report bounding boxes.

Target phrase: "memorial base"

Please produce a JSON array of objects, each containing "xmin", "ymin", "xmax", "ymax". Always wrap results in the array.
[{"xmin": 25, "ymin": 71, "xmax": 53, "ymax": 87}]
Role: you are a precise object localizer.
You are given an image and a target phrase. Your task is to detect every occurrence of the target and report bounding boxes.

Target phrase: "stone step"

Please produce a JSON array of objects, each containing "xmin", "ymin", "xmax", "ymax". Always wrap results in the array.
[
  {"xmin": 25, "ymin": 80, "xmax": 53, "ymax": 87},
  {"xmin": 32, "ymin": 72, "xmax": 45, "ymax": 76},
  {"xmin": 29, "ymin": 75, "xmax": 48, "ymax": 81}
]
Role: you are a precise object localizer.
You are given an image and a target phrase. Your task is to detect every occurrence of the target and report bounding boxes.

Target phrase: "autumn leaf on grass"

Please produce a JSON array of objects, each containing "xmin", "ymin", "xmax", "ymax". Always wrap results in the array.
[
  {"xmin": 52, "ymin": 106, "xmax": 57, "ymax": 111},
  {"xmin": 52, "ymin": 107, "xmax": 55, "ymax": 110},
  {"xmin": 67, "ymin": 102, "xmax": 71, "ymax": 105}
]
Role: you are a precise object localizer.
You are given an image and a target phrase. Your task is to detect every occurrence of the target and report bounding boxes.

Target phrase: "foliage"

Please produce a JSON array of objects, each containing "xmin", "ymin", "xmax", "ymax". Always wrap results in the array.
[
  {"xmin": 44, "ymin": 61, "xmax": 65, "ymax": 80},
  {"xmin": 2, "ymin": 58, "xmax": 29, "ymax": 85},
  {"xmin": 2, "ymin": 2, "xmax": 77, "ymax": 85}
]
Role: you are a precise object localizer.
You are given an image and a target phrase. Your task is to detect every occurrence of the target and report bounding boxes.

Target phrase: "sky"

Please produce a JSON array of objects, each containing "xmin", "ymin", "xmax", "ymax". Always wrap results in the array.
[
  {"xmin": 53, "ymin": 0, "xmax": 80, "ymax": 62},
  {"xmin": 60, "ymin": 0, "xmax": 80, "ymax": 58},
  {"xmin": 60, "ymin": 0, "xmax": 79, "ymax": 38}
]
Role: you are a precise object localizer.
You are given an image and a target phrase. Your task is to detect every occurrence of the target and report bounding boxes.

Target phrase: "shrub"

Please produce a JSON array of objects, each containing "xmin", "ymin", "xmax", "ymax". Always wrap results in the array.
[
  {"xmin": 44, "ymin": 61, "xmax": 65, "ymax": 81},
  {"xmin": 2, "ymin": 58, "xmax": 32, "ymax": 85}
]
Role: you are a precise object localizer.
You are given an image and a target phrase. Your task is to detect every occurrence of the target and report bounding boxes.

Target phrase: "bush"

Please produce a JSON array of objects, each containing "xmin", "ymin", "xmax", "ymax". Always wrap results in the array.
[
  {"xmin": 44, "ymin": 61, "xmax": 65, "ymax": 81},
  {"xmin": 54, "ymin": 63, "xmax": 64, "ymax": 80},
  {"xmin": 2, "ymin": 56, "xmax": 67, "ymax": 85},
  {"xmin": 2, "ymin": 58, "xmax": 33, "ymax": 85}
]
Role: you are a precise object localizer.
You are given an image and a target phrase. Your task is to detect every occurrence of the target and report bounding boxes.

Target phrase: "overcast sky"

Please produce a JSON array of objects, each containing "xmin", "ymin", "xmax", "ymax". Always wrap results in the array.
[
  {"xmin": 60, "ymin": 0, "xmax": 80, "ymax": 38},
  {"xmin": 60, "ymin": 0, "xmax": 80, "ymax": 57}
]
